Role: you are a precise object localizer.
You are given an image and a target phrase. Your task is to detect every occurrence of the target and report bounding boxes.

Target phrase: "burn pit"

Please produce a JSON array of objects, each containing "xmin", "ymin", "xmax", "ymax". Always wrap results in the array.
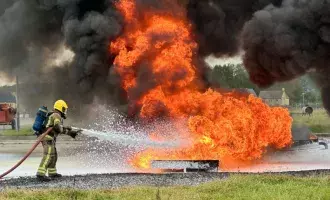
[{"xmin": 109, "ymin": 0, "xmax": 292, "ymax": 171}]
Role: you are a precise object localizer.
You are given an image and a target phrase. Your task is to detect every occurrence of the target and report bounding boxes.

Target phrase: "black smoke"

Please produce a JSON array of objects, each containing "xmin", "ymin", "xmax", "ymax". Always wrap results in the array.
[
  {"xmin": 186, "ymin": 0, "xmax": 330, "ymax": 114},
  {"xmin": 241, "ymin": 0, "xmax": 330, "ymax": 112},
  {"xmin": 61, "ymin": 0, "xmax": 122, "ymax": 102},
  {"xmin": 186, "ymin": 0, "xmax": 283, "ymax": 57},
  {"xmin": 2, "ymin": 0, "xmax": 330, "ymax": 118},
  {"xmin": 0, "ymin": 1, "xmax": 62, "ymax": 78},
  {"xmin": 0, "ymin": 0, "xmax": 123, "ymax": 116}
]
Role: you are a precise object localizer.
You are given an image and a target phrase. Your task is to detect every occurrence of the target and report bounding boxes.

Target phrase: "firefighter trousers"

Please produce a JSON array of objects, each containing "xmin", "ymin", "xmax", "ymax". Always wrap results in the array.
[{"xmin": 36, "ymin": 139, "xmax": 58, "ymax": 176}]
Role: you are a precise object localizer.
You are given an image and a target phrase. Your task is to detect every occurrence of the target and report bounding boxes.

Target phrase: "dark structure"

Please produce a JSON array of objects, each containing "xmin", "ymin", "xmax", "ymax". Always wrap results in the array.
[
  {"xmin": 151, "ymin": 160, "xmax": 219, "ymax": 172},
  {"xmin": 302, "ymin": 106, "xmax": 313, "ymax": 116},
  {"xmin": 291, "ymin": 125, "xmax": 327, "ymax": 149}
]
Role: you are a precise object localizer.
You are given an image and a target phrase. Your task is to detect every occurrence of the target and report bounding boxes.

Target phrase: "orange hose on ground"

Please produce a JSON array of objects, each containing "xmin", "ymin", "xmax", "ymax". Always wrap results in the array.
[{"xmin": 0, "ymin": 128, "xmax": 53, "ymax": 179}]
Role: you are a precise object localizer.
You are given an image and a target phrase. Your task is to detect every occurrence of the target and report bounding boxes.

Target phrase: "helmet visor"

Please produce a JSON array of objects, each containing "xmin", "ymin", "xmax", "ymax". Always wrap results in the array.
[{"xmin": 62, "ymin": 107, "xmax": 68, "ymax": 115}]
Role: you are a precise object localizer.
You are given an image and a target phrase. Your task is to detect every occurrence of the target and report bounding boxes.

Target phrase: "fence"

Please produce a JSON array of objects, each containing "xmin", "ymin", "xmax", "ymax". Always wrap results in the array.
[
  {"xmin": 19, "ymin": 113, "xmax": 30, "ymax": 119},
  {"xmin": 289, "ymin": 103, "xmax": 324, "ymax": 110}
]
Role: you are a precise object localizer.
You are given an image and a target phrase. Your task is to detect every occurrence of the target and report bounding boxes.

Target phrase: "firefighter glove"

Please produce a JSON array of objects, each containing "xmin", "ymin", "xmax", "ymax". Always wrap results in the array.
[
  {"xmin": 62, "ymin": 126, "xmax": 72, "ymax": 135},
  {"xmin": 68, "ymin": 129, "xmax": 82, "ymax": 139}
]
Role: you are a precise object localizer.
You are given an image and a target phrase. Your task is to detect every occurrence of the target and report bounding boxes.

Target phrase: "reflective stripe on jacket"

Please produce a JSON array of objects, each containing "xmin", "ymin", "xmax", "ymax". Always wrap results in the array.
[{"xmin": 44, "ymin": 112, "xmax": 63, "ymax": 140}]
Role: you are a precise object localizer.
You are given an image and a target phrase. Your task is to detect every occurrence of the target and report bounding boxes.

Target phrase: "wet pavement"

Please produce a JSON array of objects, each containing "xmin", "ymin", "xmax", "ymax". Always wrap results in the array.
[
  {"xmin": 1, "ymin": 136, "xmax": 330, "ymax": 190},
  {"xmin": 1, "ymin": 139, "xmax": 330, "ymax": 178},
  {"xmin": 225, "ymin": 141, "xmax": 330, "ymax": 172},
  {"xmin": 0, "ymin": 139, "xmax": 134, "ymax": 178}
]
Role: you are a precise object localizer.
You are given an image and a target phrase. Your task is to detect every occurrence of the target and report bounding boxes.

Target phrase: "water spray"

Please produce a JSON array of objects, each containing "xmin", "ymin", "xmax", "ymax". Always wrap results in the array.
[
  {"xmin": 75, "ymin": 127, "xmax": 184, "ymax": 149},
  {"xmin": 0, "ymin": 125, "xmax": 186, "ymax": 179}
]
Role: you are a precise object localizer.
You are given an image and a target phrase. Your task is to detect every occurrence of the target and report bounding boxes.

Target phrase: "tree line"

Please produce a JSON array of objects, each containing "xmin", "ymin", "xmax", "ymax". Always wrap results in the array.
[{"xmin": 209, "ymin": 63, "xmax": 322, "ymax": 105}]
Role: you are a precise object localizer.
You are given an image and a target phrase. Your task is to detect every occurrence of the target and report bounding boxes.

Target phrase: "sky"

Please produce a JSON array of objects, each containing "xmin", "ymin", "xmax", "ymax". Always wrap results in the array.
[
  {"xmin": 0, "ymin": 73, "xmax": 14, "ymax": 86},
  {"xmin": 205, "ymin": 55, "xmax": 243, "ymax": 67},
  {"xmin": 0, "ymin": 46, "xmax": 75, "ymax": 87}
]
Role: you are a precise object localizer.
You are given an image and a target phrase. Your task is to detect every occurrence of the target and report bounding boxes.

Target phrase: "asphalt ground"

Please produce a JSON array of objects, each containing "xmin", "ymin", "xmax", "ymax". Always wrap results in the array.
[
  {"xmin": 0, "ymin": 173, "xmax": 228, "ymax": 190},
  {"xmin": 2, "ymin": 138, "xmax": 330, "ymax": 175},
  {"xmin": 1, "ymin": 132, "xmax": 330, "ymax": 190},
  {"xmin": 2, "ymin": 170, "xmax": 330, "ymax": 191}
]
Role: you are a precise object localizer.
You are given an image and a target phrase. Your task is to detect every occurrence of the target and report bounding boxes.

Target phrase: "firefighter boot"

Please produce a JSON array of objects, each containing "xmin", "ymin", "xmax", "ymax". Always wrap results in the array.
[
  {"xmin": 49, "ymin": 173, "xmax": 62, "ymax": 179},
  {"xmin": 36, "ymin": 175, "xmax": 51, "ymax": 182}
]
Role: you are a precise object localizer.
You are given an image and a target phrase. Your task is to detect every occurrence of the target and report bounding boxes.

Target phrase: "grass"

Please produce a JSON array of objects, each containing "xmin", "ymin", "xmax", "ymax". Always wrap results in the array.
[
  {"xmin": 291, "ymin": 109, "xmax": 330, "ymax": 133},
  {"xmin": 0, "ymin": 126, "xmax": 34, "ymax": 136},
  {"xmin": 1, "ymin": 175, "xmax": 330, "ymax": 200}
]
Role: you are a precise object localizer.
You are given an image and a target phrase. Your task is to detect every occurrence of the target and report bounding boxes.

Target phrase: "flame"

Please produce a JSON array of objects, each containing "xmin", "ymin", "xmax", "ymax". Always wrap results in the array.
[{"xmin": 110, "ymin": 0, "xmax": 293, "ymax": 170}]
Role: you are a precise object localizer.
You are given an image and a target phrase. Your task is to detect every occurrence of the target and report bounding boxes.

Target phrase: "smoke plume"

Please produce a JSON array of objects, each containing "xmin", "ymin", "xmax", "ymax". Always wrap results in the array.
[
  {"xmin": 241, "ymin": 0, "xmax": 330, "ymax": 112},
  {"xmin": 186, "ymin": 0, "xmax": 282, "ymax": 57},
  {"xmin": 1, "ymin": 0, "xmax": 330, "ymax": 117},
  {"xmin": 0, "ymin": 0, "xmax": 123, "ymax": 115},
  {"xmin": 187, "ymin": 0, "xmax": 330, "ymax": 113}
]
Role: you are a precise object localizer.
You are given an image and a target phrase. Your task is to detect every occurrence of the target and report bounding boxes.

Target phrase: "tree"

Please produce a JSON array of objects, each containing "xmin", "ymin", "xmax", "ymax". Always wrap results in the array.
[
  {"xmin": 210, "ymin": 64, "xmax": 322, "ymax": 105},
  {"xmin": 210, "ymin": 64, "xmax": 235, "ymax": 88},
  {"xmin": 210, "ymin": 63, "xmax": 259, "ymax": 92}
]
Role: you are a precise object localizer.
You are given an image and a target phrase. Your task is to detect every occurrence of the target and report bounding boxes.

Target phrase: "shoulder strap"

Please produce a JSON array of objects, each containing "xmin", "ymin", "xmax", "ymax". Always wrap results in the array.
[
  {"xmin": 43, "ymin": 112, "xmax": 54, "ymax": 127},
  {"xmin": 47, "ymin": 112, "xmax": 54, "ymax": 117}
]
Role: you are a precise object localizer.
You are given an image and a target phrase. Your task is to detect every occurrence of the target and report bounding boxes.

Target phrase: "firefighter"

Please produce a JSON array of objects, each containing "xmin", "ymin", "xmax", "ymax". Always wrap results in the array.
[{"xmin": 36, "ymin": 100, "xmax": 80, "ymax": 182}]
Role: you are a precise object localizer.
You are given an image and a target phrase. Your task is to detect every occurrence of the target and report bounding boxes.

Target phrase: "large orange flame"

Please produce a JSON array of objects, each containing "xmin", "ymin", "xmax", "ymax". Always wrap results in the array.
[{"xmin": 110, "ymin": 0, "xmax": 292, "ymax": 170}]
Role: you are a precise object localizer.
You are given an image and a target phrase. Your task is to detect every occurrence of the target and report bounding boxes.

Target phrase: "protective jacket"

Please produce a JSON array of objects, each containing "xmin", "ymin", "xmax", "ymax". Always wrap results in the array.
[{"xmin": 43, "ymin": 112, "xmax": 65, "ymax": 141}]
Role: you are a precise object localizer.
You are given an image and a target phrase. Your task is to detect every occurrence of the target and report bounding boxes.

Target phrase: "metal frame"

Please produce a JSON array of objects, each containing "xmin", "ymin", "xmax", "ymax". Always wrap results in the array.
[{"xmin": 151, "ymin": 160, "xmax": 219, "ymax": 172}]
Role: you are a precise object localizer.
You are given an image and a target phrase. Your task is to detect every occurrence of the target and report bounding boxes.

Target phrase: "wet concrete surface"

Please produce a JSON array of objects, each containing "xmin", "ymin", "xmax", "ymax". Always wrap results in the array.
[
  {"xmin": 0, "ymin": 139, "xmax": 133, "ymax": 178},
  {"xmin": 225, "ymin": 141, "xmax": 330, "ymax": 172},
  {"xmin": 1, "ymin": 140, "xmax": 330, "ymax": 176},
  {"xmin": 1, "ymin": 137, "xmax": 330, "ymax": 190}
]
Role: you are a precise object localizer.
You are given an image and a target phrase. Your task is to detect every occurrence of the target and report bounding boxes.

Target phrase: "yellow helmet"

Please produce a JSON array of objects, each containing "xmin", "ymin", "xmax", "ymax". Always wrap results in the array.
[{"xmin": 54, "ymin": 100, "xmax": 68, "ymax": 117}]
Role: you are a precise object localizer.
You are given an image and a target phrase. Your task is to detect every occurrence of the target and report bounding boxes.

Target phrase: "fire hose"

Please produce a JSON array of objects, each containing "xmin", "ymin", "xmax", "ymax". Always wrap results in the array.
[{"xmin": 0, "ymin": 128, "xmax": 53, "ymax": 179}]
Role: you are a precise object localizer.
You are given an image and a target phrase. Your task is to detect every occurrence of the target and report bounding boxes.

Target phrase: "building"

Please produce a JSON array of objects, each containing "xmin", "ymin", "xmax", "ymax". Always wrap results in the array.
[{"xmin": 259, "ymin": 88, "xmax": 290, "ymax": 106}]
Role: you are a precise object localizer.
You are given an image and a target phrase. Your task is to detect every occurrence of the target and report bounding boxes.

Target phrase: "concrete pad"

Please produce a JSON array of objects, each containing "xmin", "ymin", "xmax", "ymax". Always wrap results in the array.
[
  {"xmin": 0, "ymin": 140, "xmax": 133, "ymax": 178},
  {"xmin": 1, "ymin": 138, "xmax": 330, "ymax": 180}
]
